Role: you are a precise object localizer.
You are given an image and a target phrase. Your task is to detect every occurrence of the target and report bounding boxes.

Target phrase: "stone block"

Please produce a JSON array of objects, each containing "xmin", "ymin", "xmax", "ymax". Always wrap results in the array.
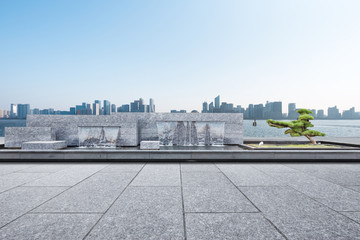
[
  {"xmin": 5, "ymin": 127, "xmax": 55, "ymax": 148},
  {"xmin": 140, "ymin": 141, "xmax": 160, "ymax": 150},
  {"xmin": 22, "ymin": 141, "xmax": 67, "ymax": 150}
]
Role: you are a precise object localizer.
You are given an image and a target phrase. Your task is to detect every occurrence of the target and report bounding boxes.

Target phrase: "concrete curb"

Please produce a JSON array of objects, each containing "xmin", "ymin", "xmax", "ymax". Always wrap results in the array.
[{"xmin": 0, "ymin": 149, "xmax": 359, "ymax": 161}]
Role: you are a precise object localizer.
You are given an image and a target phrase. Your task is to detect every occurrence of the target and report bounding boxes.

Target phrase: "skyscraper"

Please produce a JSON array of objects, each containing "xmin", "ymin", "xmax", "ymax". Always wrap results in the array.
[
  {"xmin": 209, "ymin": 102, "xmax": 214, "ymax": 113},
  {"xmin": 92, "ymin": 102, "xmax": 100, "ymax": 115},
  {"xmin": 215, "ymin": 95, "xmax": 220, "ymax": 109},
  {"xmin": 149, "ymin": 98, "xmax": 155, "ymax": 112},
  {"xmin": 202, "ymin": 102, "xmax": 208, "ymax": 113},
  {"xmin": 328, "ymin": 106, "xmax": 341, "ymax": 119},
  {"xmin": 111, "ymin": 104, "xmax": 116, "ymax": 113},
  {"xmin": 17, "ymin": 104, "xmax": 30, "ymax": 119},
  {"xmin": 288, "ymin": 103, "xmax": 297, "ymax": 119},
  {"xmin": 94, "ymin": 100, "xmax": 102, "ymax": 115},
  {"xmin": 10, "ymin": 104, "xmax": 17, "ymax": 118},
  {"xmin": 103, "ymin": 100, "xmax": 111, "ymax": 115}
]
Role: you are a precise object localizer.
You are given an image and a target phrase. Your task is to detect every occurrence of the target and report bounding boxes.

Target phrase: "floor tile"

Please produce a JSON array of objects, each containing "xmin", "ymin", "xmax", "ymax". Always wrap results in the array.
[
  {"xmin": 25, "ymin": 164, "xmax": 107, "ymax": 187},
  {"xmin": 186, "ymin": 213, "xmax": 285, "ymax": 240},
  {"xmin": 0, "ymin": 172, "xmax": 50, "ymax": 193},
  {"xmin": 0, "ymin": 187, "xmax": 67, "ymax": 228},
  {"xmin": 131, "ymin": 163, "xmax": 180, "ymax": 186},
  {"xmin": 241, "ymin": 186, "xmax": 360, "ymax": 239},
  {"xmin": 0, "ymin": 213, "xmax": 101, "ymax": 240},
  {"xmin": 86, "ymin": 187, "xmax": 184, "ymax": 240},
  {"xmin": 183, "ymin": 185, "xmax": 257, "ymax": 213},
  {"xmin": 34, "ymin": 172, "xmax": 137, "ymax": 213}
]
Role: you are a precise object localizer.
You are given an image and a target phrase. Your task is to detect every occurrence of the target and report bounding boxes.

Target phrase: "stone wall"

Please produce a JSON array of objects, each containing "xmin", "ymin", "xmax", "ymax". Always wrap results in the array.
[
  {"xmin": 26, "ymin": 115, "xmax": 138, "ymax": 146},
  {"xmin": 23, "ymin": 113, "xmax": 243, "ymax": 147},
  {"xmin": 5, "ymin": 127, "xmax": 55, "ymax": 148}
]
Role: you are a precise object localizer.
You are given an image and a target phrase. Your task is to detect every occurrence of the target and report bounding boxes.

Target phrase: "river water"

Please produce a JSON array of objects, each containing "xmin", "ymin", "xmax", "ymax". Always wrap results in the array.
[
  {"xmin": 244, "ymin": 120, "xmax": 360, "ymax": 138},
  {"xmin": 1, "ymin": 119, "xmax": 360, "ymax": 138}
]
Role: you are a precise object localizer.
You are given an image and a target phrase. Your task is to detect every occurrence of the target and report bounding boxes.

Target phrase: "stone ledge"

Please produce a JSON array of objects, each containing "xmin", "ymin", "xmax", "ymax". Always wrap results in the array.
[
  {"xmin": 140, "ymin": 141, "xmax": 160, "ymax": 150},
  {"xmin": 22, "ymin": 141, "xmax": 67, "ymax": 150}
]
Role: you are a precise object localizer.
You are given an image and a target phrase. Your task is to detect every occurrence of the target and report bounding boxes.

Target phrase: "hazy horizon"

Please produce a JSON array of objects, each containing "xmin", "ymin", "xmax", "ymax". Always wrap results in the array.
[{"xmin": 1, "ymin": 0, "xmax": 359, "ymax": 112}]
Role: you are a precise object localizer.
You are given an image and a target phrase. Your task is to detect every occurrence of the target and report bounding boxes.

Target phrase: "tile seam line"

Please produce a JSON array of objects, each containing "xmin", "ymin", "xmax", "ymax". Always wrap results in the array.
[
  {"xmin": 214, "ymin": 163, "xmax": 289, "ymax": 240},
  {"xmin": 280, "ymin": 164, "xmax": 359, "ymax": 189},
  {"xmin": 0, "ymin": 164, "xmax": 110, "ymax": 231},
  {"xmin": 0, "ymin": 171, "xmax": 55, "ymax": 195},
  {"xmin": 81, "ymin": 161, "xmax": 148, "ymax": 240},
  {"xmin": 254, "ymin": 165, "xmax": 360, "ymax": 226},
  {"xmin": 180, "ymin": 162, "xmax": 188, "ymax": 240}
]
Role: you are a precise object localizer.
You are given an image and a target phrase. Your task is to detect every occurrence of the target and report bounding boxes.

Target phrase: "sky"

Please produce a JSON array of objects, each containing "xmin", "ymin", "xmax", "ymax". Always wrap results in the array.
[{"xmin": 0, "ymin": 0, "xmax": 360, "ymax": 113}]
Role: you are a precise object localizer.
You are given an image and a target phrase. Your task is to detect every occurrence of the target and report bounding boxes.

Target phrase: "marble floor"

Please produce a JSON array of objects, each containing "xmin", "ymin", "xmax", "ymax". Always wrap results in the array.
[{"xmin": 0, "ymin": 162, "xmax": 360, "ymax": 240}]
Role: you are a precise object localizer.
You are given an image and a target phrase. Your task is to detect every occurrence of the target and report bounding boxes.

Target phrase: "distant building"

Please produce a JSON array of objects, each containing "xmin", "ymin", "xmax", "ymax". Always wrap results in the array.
[
  {"xmin": 310, "ymin": 109, "xmax": 317, "ymax": 118},
  {"xmin": 117, "ymin": 104, "xmax": 130, "ymax": 112},
  {"xmin": 202, "ymin": 102, "xmax": 208, "ymax": 113},
  {"xmin": 215, "ymin": 95, "xmax": 220, "ymax": 109},
  {"xmin": 342, "ymin": 107, "xmax": 356, "ymax": 119},
  {"xmin": 92, "ymin": 102, "xmax": 100, "ymax": 115},
  {"xmin": 111, "ymin": 104, "xmax": 116, "ymax": 113},
  {"xmin": 288, "ymin": 103, "xmax": 297, "ymax": 119},
  {"xmin": 253, "ymin": 104, "xmax": 264, "ymax": 120},
  {"xmin": 149, "ymin": 98, "xmax": 155, "ymax": 112},
  {"xmin": 17, "ymin": 104, "xmax": 30, "ymax": 119},
  {"xmin": 170, "ymin": 110, "xmax": 187, "ymax": 113},
  {"xmin": 103, "ymin": 100, "xmax": 111, "ymax": 115},
  {"xmin": 317, "ymin": 110, "xmax": 325, "ymax": 119},
  {"xmin": 10, "ymin": 104, "xmax": 17, "ymax": 118},
  {"xmin": 328, "ymin": 106, "xmax": 341, "ymax": 119},
  {"xmin": 209, "ymin": 102, "xmax": 214, "ymax": 113},
  {"xmin": 32, "ymin": 108, "xmax": 40, "ymax": 115}
]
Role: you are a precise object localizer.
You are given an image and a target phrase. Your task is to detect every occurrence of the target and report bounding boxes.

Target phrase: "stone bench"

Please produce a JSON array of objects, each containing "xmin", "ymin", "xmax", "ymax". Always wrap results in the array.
[
  {"xmin": 140, "ymin": 141, "xmax": 160, "ymax": 150},
  {"xmin": 22, "ymin": 141, "xmax": 67, "ymax": 150},
  {"xmin": 5, "ymin": 127, "xmax": 55, "ymax": 148}
]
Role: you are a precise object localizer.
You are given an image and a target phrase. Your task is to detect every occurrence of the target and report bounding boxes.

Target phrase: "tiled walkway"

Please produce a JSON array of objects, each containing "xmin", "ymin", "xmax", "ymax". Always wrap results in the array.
[{"xmin": 0, "ymin": 162, "xmax": 360, "ymax": 239}]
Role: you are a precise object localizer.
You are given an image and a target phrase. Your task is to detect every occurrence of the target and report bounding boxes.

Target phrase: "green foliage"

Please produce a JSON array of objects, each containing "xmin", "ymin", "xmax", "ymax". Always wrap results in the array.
[{"xmin": 267, "ymin": 109, "xmax": 325, "ymax": 143}]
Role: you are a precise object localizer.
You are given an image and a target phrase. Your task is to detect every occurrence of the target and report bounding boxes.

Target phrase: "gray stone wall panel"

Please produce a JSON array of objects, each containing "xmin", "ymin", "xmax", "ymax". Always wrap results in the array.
[{"xmin": 5, "ymin": 127, "xmax": 55, "ymax": 148}]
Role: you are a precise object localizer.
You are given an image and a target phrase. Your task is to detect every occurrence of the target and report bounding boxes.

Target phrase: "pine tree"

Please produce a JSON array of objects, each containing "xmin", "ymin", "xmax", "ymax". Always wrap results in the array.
[{"xmin": 267, "ymin": 109, "xmax": 325, "ymax": 144}]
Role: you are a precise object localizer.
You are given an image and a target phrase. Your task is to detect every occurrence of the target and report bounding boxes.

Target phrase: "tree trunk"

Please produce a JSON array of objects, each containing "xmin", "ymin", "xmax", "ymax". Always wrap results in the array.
[{"xmin": 305, "ymin": 135, "xmax": 316, "ymax": 144}]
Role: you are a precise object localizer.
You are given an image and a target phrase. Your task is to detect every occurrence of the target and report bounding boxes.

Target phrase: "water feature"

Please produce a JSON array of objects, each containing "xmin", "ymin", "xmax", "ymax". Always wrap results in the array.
[
  {"xmin": 78, "ymin": 126, "xmax": 121, "ymax": 147},
  {"xmin": 156, "ymin": 121, "xmax": 225, "ymax": 146}
]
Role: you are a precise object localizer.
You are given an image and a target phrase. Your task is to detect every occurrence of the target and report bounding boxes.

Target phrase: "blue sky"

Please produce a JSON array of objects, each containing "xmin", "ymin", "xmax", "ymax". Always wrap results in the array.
[{"xmin": 1, "ymin": 0, "xmax": 359, "ymax": 112}]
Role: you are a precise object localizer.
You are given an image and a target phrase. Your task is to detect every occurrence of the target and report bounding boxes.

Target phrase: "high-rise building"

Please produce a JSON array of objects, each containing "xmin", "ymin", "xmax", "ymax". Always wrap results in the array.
[
  {"xmin": 343, "ymin": 107, "xmax": 355, "ymax": 119},
  {"xmin": 10, "ymin": 104, "xmax": 17, "ymax": 118},
  {"xmin": 272, "ymin": 102, "xmax": 282, "ymax": 119},
  {"xmin": 202, "ymin": 102, "xmax": 208, "ymax": 113},
  {"xmin": 317, "ymin": 110, "xmax": 324, "ymax": 119},
  {"xmin": 310, "ymin": 109, "xmax": 317, "ymax": 118},
  {"xmin": 253, "ymin": 104, "xmax": 264, "ymax": 119},
  {"xmin": 288, "ymin": 103, "xmax": 297, "ymax": 119},
  {"xmin": 103, "ymin": 100, "xmax": 111, "ymax": 115},
  {"xmin": 328, "ymin": 106, "xmax": 341, "ymax": 119},
  {"xmin": 17, "ymin": 104, "xmax": 30, "ymax": 119},
  {"xmin": 94, "ymin": 100, "xmax": 102, "ymax": 115},
  {"xmin": 209, "ymin": 102, "xmax": 214, "ymax": 113},
  {"xmin": 215, "ymin": 95, "xmax": 220, "ymax": 109},
  {"xmin": 131, "ymin": 100, "xmax": 140, "ymax": 112},
  {"xmin": 111, "ymin": 104, "xmax": 116, "ymax": 113},
  {"xmin": 149, "ymin": 98, "xmax": 155, "ymax": 112},
  {"xmin": 92, "ymin": 102, "xmax": 100, "ymax": 115},
  {"xmin": 117, "ymin": 104, "xmax": 130, "ymax": 112}
]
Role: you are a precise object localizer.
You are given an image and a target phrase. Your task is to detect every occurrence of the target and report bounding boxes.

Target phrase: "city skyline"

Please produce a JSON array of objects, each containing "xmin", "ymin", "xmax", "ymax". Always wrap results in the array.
[
  {"xmin": 1, "ymin": 96, "xmax": 359, "ymax": 120},
  {"xmin": 1, "ymin": 1, "xmax": 360, "ymax": 112}
]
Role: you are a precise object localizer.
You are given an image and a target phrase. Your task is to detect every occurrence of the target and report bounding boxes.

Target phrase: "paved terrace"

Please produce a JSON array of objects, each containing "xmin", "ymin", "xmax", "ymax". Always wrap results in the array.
[{"xmin": 0, "ymin": 163, "xmax": 360, "ymax": 239}]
